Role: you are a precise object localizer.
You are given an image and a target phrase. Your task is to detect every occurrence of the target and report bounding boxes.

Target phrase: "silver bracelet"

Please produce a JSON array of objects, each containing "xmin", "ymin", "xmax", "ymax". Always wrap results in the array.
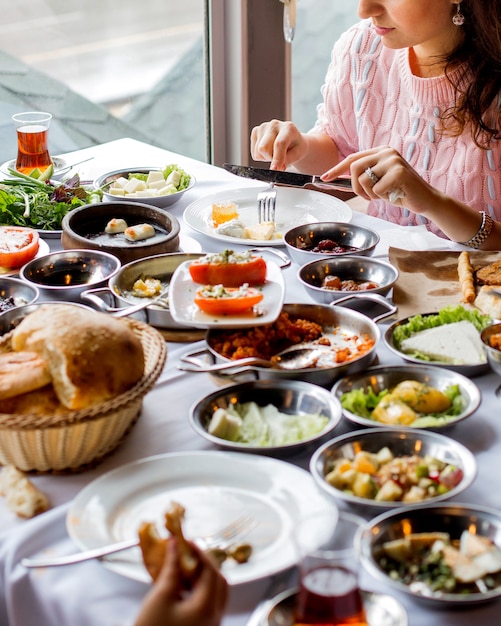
[{"xmin": 460, "ymin": 211, "xmax": 494, "ymax": 249}]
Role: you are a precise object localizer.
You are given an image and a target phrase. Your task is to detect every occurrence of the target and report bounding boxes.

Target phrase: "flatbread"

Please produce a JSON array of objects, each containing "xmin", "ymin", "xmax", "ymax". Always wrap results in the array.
[{"xmin": 0, "ymin": 351, "xmax": 51, "ymax": 400}]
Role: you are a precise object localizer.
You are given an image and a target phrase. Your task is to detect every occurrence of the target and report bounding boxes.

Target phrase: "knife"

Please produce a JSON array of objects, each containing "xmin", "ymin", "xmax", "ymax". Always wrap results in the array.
[{"xmin": 223, "ymin": 164, "xmax": 353, "ymax": 193}]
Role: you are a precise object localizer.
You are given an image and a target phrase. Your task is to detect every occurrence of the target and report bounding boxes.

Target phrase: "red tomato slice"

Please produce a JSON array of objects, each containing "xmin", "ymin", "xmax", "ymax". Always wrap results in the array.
[
  {"xmin": 189, "ymin": 254, "xmax": 267, "ymax": 287},
  {"xmin": 0, "ymin": 226, "xmax": 40, "ymax": 269},
  {"xmin": 195, "ymin": 286, "xmax": 264, "ymax": 315}
]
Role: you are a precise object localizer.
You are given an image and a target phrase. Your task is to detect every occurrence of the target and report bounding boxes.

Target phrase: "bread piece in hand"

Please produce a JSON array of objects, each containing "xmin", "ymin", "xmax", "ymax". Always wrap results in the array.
[
  {"xmin": 0, "ymin": 465, "xmax": 49, "ymax": 518},
  {"xmin": 138, "ymin": 502, "xmax": 199, "ymax": 582},
  {"xmin": 0, "ymin": 351, "xmax": 51, "ymax": 400},
  {"xmin": 11, "ymin": 304, "xmax": 145, "ymax": 410}
]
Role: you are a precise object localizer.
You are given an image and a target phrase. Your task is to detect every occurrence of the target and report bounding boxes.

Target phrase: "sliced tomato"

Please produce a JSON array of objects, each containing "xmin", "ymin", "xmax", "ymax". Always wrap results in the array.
[
  {"xmin": 0, "ymin": 226, "xmax": 40, "ymax": 269},
  {"xmin": 195, "ymin": 286, "xmax": 264, "ymax": 315},
  {"xmin": 189, "ymin": 253, "xmax": 267, "ymax": 287}
]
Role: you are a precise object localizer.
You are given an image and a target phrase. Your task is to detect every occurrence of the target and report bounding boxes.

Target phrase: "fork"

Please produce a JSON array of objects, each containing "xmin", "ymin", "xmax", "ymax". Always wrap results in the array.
[
  {"xmin": 21, "ymin": 513, "xmax": 255, "ymax": 568},
  {"xmin": 257, "ymin": 187, "xmax": 277, "ymax": 223}
]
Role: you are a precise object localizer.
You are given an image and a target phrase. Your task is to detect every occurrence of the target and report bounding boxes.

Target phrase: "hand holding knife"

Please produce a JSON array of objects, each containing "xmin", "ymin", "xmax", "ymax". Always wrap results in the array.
[{"xmin": 223, "ymin": 164, "xmax": 353, "ymax": 195}]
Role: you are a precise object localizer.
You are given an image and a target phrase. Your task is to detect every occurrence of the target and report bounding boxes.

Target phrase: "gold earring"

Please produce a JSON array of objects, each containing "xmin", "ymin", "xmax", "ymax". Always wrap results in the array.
[{"xmin": 452, "ymin": 3, "xmax": 465, "ymax": 26}]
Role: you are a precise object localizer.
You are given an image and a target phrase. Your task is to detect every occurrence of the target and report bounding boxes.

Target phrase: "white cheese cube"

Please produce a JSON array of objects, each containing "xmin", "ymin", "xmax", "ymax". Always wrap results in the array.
[
  {"xmin": 158, "ymin": 184, "xmax": 177, "ymax": 196},
  {"xmin": 166, "ymin": 170, "xmax": 181, "ymax": 187},
  {"xmin": 124, "ymin": 178, "xmax": 147, "ymax": 194},
  {"xmin": 112, "ymin": 176, "xmax": 129, "ymax": 189},
  {"xmin": 146, "ymin": 179, "xmax": 167, "ymax": 190},
  {"xmin": 109, "ymin": 188, "xmax": 126, "ymax": 196},
  {"xmin": 146, "ymin": 171, "xmax": 165, "ymax": 185}
]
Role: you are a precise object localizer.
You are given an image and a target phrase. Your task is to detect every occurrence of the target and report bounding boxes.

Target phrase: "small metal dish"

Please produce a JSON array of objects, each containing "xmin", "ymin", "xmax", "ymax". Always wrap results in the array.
[
  {"xmin": 331, "ymin": 364, "xmax": 481, "ymax": 430},
  {"xmin": 256, "ymin": 587, "xmax": 407, "ymax": 626},
  {"xmin": 310, "ymin": 427, "xmax": 477, "ymax": 512},
  {"xmin": 384, "ymin": 312, "xmax": 490, "ymax": 377},
  {"xmin": 480, "ymin": 323, "xmax": 501, "ymax": 377},
  {"xmin": 359, "ymin": 503, "xmax": 501, "ymax": 606},
  {"xmin": 0, "ymin": 276, "xmax": 39, "ymax": 314},
  {"xmin": 284, "ymin": 222, "xmax": 379, "ymax": 266},
  {"xmin": 189, "ymin": 379, "xmax": 342, "ymax": 456},
  {"xmin": 20, "ymin": 249, "xmax": 121, "ymax": 303},
  {"xmin": 298, "ymin": 255, "xmax": 398, "ymax": 304},
  {"xmin": 94, "ymin": 166, "xmax": 195, "ymax": 208}
]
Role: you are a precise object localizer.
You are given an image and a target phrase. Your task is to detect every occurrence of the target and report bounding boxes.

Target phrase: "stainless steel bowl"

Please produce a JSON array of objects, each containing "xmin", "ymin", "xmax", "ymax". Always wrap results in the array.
[
  {"xmin": 298, "ymin": 256, "xmax": 398, "ymax": 304},
  {"xmin": 310, "ymin": 427, "xmax": 477, "ymax": 512},
  {"xmin": 0, "ymin": 276, "xmax": 39, "ymax": 314},
  {"xmin": 384, "ymin": 313, "xmax": 490, "ymax": 377},
  {"xmin": 331, "ymin": 364, "xmax": 481, "ymax": 430},
  {"xmin": 480, "ymin": 323, "xmax": 501, "ymax": 377},
  {"xmin": 20, "ymin": 249, "xmax": 121, "ymax": 303},
  {"xmin": 180, "ymin": 302, "xmax": 384, "ymax": 387},
  {"xmin": 81, "ymin": 252, "xmax": 205, "ymax": 329},
  {"xmin": 94, "ymin": 166, "xmax": 195, "ymax": 208},
  {"xmin": 284, "ymin": 222, "xmax": 380, "ymax": 266},
  {"xmin": 0, "ymin": 301, "xmax": 92, "ymax": 336},
  {"xmin": 189, "ymin": 379, "xmax": 342, "ymax": 456},
  {"xmin": 61, "ymin": 200, "xmax": 181, "ymax": 264},
  {"xmin": 359, "ymin": 503, "xmax": 501, "ymax": 605}
]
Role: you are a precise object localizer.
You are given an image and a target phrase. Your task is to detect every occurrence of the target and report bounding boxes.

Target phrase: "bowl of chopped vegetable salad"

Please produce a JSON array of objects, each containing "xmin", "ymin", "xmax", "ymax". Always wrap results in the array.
[
  {"xmin": 94, "ymin": 165, "xmax": 194, "ymax": 209},
  {"xmin": 189, "ymin": 378, "xmax": 342, "ymax": 456},
  {"xmin": 331, "ymin": 363, "xmax": 481, "ymax": 431},
  {"xmin": 310, "ymin": 427, "xmax": 477, "ymax": 512}
]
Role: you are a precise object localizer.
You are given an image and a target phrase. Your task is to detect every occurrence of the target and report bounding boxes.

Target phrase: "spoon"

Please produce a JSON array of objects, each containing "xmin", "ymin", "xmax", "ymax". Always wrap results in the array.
[{"xmin": 178, "ymin": 346, "xmax": 326, "ymax": 372}]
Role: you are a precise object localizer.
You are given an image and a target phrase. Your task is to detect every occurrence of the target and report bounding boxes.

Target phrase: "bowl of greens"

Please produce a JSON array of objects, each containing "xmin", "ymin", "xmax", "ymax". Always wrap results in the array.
[
  {"xmin": 189, "ymin": 378, "xmax": 342, "ymax": 456},
  {"xmin": 331, "ymin": 364, "xmax": 481, "ymax": 430},
  {"xmin": 94, "ymin": 165, "xmax": 194, "ymax": 209},
  {"xmin": 0, "ymin": 171, "xmax": 101, "ymax": 237},
  {"xmin": 384, "ymin": 305, "xmax": 492, "ymax": 377}
]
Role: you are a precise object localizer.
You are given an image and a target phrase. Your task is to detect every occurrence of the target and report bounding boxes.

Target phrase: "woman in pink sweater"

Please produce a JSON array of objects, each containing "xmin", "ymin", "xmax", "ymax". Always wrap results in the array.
[{"xmin": 251, "ymin": 0, "xmax": 501, "ymax": 249}]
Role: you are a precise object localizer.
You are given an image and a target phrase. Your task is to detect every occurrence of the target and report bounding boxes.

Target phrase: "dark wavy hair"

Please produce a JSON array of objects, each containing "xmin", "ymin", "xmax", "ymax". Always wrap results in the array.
[{"xmin": 443, "ymin": 0, "xmax": 501, "ymax": 147}]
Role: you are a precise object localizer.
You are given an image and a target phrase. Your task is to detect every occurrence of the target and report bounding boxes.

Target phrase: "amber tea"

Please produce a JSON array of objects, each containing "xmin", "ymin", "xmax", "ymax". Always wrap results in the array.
[{"xmin": 12, "ymin": 112, "xmax": 52, "ymax": 175}]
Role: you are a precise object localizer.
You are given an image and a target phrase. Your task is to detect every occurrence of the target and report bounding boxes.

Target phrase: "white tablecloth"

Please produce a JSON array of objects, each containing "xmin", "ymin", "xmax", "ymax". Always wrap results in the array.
[{"xmin": 0, "ymin": 139, "xmax": 500, "ymax": 626}]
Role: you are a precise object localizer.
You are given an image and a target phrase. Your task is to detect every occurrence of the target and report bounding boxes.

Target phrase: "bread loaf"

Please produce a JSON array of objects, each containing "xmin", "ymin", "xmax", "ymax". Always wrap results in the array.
[{"xmin": 11, "ymin": 304, "xmax": 145, "ymax": 410}]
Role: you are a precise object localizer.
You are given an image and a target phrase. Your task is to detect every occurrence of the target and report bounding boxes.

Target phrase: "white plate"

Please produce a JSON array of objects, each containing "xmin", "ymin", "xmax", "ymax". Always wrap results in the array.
[
  {"xmin": 67, "ymin": 451, "xmax": 331, "ymax": 585},
  {"xmin": 183, "ymin": 185, "xmax": 352, "ymax": 247},
  {"xmin": 0, "ymin": 238, "xmax": 50, "ymax": 276},
  {"xmin": 168, "ymin": 258, "xmax": 285, "ymax": 329},
  {"xmin": 0, "ymin": 156, "xmax": 68, "ymax": 180}
]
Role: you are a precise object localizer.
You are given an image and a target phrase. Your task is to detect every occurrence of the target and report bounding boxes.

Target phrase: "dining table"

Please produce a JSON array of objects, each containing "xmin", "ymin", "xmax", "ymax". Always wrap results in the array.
[{"xmin": 0, "ymin": 137, "xmax": 500, "ymax": 626}]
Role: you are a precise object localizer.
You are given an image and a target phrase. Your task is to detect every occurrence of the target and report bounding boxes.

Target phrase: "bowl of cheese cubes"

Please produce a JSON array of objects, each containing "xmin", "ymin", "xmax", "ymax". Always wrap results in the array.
[{"xmin": 94, "ymin": 165, "xmax": 195, "ymax": 208}]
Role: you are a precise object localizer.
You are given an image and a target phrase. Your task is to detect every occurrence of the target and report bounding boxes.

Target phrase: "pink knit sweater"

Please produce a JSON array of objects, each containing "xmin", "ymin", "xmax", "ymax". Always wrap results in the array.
[{"xmin": 312, "ymin": 20, "xmax": 501, "ymax": 237}]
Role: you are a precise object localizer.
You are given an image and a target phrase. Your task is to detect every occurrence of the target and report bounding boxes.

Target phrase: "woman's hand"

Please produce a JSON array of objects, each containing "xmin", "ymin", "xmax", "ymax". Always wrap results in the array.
[
  {"xmin": 134, "ymin": 539, "xmax": 228, "ymax": 626},
  {"xmin": 321, "ymin": 146, "xmax": 439, "ymax": 214},
  {"xmin": 251, "ymin": 119, "xmax": 308, "ymax": 170}
]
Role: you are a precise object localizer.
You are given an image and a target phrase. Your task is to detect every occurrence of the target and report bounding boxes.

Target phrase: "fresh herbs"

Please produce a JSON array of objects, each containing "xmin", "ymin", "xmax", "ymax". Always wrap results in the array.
[{"xmin": 0, "ymin": 170, "xmax": 101, "ymax": 231}]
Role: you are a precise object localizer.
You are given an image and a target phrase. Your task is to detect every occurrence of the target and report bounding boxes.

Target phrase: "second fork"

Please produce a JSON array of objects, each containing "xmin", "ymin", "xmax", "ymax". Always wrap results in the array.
[{"xmin": 257, "ymin": 187, "xmax": 277, "ymax": 223}]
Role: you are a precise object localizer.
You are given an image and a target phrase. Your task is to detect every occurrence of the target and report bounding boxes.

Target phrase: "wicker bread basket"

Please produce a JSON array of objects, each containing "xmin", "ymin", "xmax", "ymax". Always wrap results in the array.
[{"xmin": 0, "ymin": 318, "xmax": 167, "ymax": 472}]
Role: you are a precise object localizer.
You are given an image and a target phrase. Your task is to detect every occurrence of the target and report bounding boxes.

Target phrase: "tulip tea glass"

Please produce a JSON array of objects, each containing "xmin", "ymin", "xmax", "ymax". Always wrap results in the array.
[
  {"xmin": 293, "ymin": 511, "xmax": 368, "ymax": 626},
  {"xmin": 12, "ymin": 111, "xmax": 52, "ymax": 175}
]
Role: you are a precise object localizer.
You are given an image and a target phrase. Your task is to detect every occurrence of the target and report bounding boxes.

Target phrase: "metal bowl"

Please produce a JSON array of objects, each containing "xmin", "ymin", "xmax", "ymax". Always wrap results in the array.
[
  {"xmin": 359, "ymin": 503, "xmax": 501, "ymax": 605},
  {"xmin": 20, "ymin": 249, "xmax": 121, "ymax": 303},
  {"xmin": 61, "ymin": 201, "xmax": 181, "ymax": 264},
  {"xmin": 298, "ymin": 256, "xmax": 398, "ymax": 304},
  {"xmin": 331, "ymin": 364, "xmax": 481, "ymax": 430},
  {"xmin": 0, "ymin": 301, "xmax": 92, "ymax": 336},
  {"xmin": 94, "ymin": 167, "xmax": 195, "ymax": 208},
  {"xmin": 384, "ymin": 313, "xmax": 490, "ymax": 377},
  {"xmin": 81, "ymin": 252, "xmax": 205, "ymax": 329},
  {"xmin": 310, "ymin": 427, "xmax": 477, "ymax": 513},
  {"xmin": 189, "ymin": 379, "xmax": 342, "ymax": 456},
  {"xmin": 0, "ymin": 276, "xmax": 39, "ymax": 314},
  {"xmin": 181, "ymin": 302, "xmax": 383, "ymax": 388},
  {"xmin": 480, "ymin": 323, "xmax": 501, "ymax": 377},
  {"xmin": 284, "ymin": 222, "xmax": 380, "ymax": 266}
]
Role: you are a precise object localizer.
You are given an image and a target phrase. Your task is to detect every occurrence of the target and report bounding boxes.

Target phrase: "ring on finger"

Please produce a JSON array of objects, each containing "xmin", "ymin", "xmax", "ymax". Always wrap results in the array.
[{"xmin": 365, "ymin": 166, "xmax": 380, "ymax": 185}]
